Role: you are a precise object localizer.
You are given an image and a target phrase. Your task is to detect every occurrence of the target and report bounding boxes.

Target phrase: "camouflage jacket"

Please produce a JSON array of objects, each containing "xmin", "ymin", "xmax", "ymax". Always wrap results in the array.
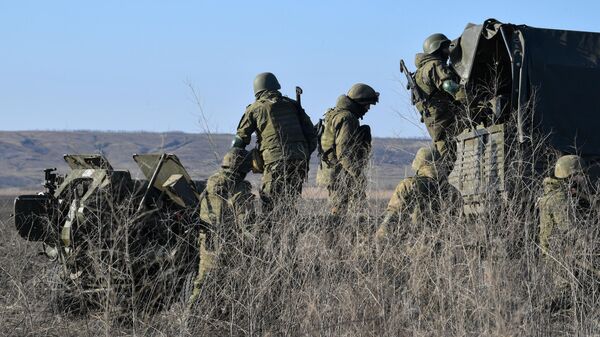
[
  {"xmin": 236, "ymin": 90, "xmax": 317, "ymax": 165},
  {"xmin": 376, "ymin": 165, "xmax": 461, "ymax": 241},
  {"xmin": 385, "ymin": 166, "xmax": 458, "ymax": 226},
  {"xmin": 538, "ymin": 177, "xmax": 591, "ymax": 257},
  {"xmin": 414, "ymin": 53, "xmax": 464, "ymax": 115},
  {"xmin": 199, "ymin": 170, "xmax": 255, "ymax": 233},
  {"xmin": 319, "ymin": 95, "xmax": 370, "ymax": 178}
]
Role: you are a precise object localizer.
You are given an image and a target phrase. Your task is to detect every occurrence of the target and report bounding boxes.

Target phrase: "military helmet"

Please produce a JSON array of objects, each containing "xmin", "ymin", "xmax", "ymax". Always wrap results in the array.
[
  {"xmin": 411, "ymin": 146, "xmax": 440, "ymax": 172},
  {"xmin": 253, "ymin": 72, "xmax": 281, "ymax": 95},
  {"xmin": 221, "ymin": 148, "xmax": 252, "ymax": 173},
  {"xmin": 554, "ymin": 155, "xmax": 585, "ymax": 179},
  {"xmin": 423, "ymin": 33, "xmax": 451, "ymax": 54},
  {"xmin": 347, "ymin": 83, "xmax": 380, "ymax": 105}
]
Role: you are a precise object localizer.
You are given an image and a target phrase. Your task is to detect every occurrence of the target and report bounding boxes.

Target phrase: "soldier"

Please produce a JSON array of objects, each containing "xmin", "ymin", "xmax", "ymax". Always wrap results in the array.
[
  {"xmin": 538, "ymin": 155, "xmax": 591, "ymax": 257},
  {"xmin": 375, "ymin": 146, "xmax": 459, "ymax": 241},
  {"xmin": 188, "ymin": 148, "xmax": 256, "ymax": 307},
  {"xmin": 233, "ymin": 72, "xmax": 316, "ymax": 214},
  {"xmin": 415, "ymin": 33, "xmax": 465, "ymax": 168},
  {"xmin": 538, "ymin": 155, "xmax": 595, "ymax": 311},
  {"xmin": 317, "ymin": 83, "xmax": 379, "ymax": 215}
]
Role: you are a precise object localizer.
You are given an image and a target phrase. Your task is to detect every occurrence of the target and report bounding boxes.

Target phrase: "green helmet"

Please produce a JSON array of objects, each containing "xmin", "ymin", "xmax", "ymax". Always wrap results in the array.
[
  {"xmin": 221, "ymin": 148, "xmax": 252, "ymax": 173},
  {"xmin": 411, "ymin": 146, "xmax": 440, "ymax": 172},
  {"xmin": 554, "ymin": 155, "xmax": 584, "ymax": 179},
  {"xmin": 423, "ymin": 33, "xmax": 451, "ymax": 54},
  {"xmin": 253, "ymin": 72, "xmax": 281, "ymax": 95},
  {"xmin": 347, "ymin": 83, "xmax": 379, "ymax": 105}
]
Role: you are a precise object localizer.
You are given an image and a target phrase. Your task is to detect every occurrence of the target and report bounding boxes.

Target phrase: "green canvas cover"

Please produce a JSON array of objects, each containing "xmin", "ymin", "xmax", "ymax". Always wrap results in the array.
[{"xmin": 450, "ymin": 19, "xmax": 600, "ymax": 155}]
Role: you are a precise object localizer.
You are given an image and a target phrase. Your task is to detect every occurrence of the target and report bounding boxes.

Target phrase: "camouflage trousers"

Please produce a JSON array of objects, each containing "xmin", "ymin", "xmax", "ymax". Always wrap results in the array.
[
  {"xmin": 188, "ymin": 232, "xmax": 216, "ymax": 308},
  {"xmin": 260, "ymin": 159, "xmax": 307, "ymax": 215},
  {"xmin": 327, "ymin": 168, "xmax": 366, "ymax": 216},
  {"xmin": 423, "ymin": 109, "xmax": 458, "ymax": 170}
]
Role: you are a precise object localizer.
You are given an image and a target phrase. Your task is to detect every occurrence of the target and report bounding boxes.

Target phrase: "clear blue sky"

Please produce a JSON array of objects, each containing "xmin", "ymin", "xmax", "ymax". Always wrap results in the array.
[{"xmin": 1, "ymin": 0, "xmax": 598, "ymax": 137}]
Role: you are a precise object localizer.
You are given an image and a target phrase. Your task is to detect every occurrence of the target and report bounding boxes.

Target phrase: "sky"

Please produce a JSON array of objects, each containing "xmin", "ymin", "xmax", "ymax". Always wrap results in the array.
[{"xmin": 1, "ymin": 0, "xmax": 599, "ymax": 138}]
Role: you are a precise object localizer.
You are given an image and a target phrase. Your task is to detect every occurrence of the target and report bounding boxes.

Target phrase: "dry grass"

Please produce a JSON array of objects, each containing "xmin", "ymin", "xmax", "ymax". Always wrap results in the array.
[{"xmin": 1, "ymin": 165, "xmax": 600, "ymax": 337}]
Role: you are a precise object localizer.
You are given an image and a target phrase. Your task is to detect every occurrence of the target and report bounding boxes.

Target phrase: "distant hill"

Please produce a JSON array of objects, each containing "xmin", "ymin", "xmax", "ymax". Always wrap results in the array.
[{"xmin": 0, "ymin": 131, "xmax": 428, "ymax": 193}]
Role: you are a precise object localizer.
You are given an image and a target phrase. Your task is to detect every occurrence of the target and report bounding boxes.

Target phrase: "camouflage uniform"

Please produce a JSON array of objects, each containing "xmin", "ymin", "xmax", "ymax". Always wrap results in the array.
[
  {"xmin": 189, "ymin": 151, "xmax": 255, "ymax": 307},
  {"xmin": 415, "ymin": 53, "xmax": 465, "ymax": 162},
  {"xmin": 236, "ymin": 89, "xmax": 316, "ymax": 214},
  {"xmin": 376, "ymin": 147, "xmax": 460, "ymax": 240},
  {"xmin": 318, "ymin": 90, "xmax": 376, "ymax": 215},
  {"xmin": 538, "ymin": 177, "xmax": 581, "ymax": 257},
  {"xmin": 414, "ymin": 34, "xmax": 465, "ymax": 167},
  {"xmin": 537, "ymin": 155, "xmax": 596, "ymax": 310}
]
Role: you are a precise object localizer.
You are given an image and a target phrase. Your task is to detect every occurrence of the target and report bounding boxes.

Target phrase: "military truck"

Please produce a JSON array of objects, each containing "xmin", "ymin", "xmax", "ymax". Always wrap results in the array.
[
  {"xmin": 421, "ymin": 19, "xmax": 600, "ymax": 214},
  {"xmin": 13, "ymin": 153, "xmax": 205, "ymax": 313}
]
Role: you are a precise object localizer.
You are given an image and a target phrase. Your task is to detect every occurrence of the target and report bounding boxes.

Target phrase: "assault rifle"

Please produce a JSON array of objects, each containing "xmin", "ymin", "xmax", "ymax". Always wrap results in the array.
[
  {"xmin": 400, "ymin": 59, "xmax": 430, "ymax": 118},
  {"xmin": 295, "ymin": 86, "xmax": 311, "ymax": 180},
  {"xmin": 295, "ymin": 86, "xmax": 303, "ymax": 107}
]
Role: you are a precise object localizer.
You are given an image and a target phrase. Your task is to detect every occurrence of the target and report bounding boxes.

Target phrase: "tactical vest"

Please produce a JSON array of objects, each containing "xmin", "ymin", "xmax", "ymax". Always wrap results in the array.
[
  {"xmin": 256, "ymin": 97, "xmax": 308, "ymax": 163},
  {"xmin": 415, "ymin": 58, "xmax": 457, "ymax": 109}
]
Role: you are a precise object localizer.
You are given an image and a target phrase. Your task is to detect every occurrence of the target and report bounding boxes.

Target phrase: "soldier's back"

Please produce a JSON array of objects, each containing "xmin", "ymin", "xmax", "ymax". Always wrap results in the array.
[
  {"xmin": 200, "ymin": 172, "xmax": 234, "ymax": 224},
  {"xmin": 248, "ymin": 93, "xmax": 308, "ymax": 163},
  {"xmin": 415, "ymin": 54, "xmax": 444, "ymax": 94}
]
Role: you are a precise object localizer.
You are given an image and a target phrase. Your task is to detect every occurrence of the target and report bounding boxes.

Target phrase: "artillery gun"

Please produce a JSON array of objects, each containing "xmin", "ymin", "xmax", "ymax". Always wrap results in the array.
[{"xmin": 13, "ymin": 153, "xmax": 205, "ymax": 314}]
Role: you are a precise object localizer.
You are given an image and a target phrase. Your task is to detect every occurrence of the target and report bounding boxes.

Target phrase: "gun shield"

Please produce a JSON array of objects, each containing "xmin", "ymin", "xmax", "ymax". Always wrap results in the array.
[{"xmin": 14, "ymin": 194, "xmax": 56, "ymax": 242}]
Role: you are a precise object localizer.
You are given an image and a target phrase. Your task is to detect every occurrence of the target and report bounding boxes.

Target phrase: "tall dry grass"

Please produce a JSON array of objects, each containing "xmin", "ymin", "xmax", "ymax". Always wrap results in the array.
[{"xmin": 2, "ymin": 147, "xmax": 599, "ymax": 337}]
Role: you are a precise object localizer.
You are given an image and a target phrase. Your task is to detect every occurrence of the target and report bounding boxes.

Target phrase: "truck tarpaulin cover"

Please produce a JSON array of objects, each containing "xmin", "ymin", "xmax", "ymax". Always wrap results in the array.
[{"xmin": 451, "ymin": 19, "xmax": 600, "ymax": 156}]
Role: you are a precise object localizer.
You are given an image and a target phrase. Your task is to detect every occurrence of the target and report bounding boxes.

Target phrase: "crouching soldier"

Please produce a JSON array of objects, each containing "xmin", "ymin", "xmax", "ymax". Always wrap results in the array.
[
  {"xmin": 188, "ymin": 148, "xmax": 256, "ymax": 307},
  {"xmin": 317, "ymin": 83, "xmax": 379, "ymax": 216},
  {"xmin": 538, "ymin": 155, "xmax": 597, "ymax": 311},
  {"xmin": 375, "ymin": 146, "xmax": 460, "ymax": 241}
]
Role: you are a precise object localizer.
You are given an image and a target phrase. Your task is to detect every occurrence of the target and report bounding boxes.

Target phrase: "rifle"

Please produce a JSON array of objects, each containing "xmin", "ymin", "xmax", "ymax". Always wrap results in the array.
[
  {"xmin": 295, "ymin": 86, "xmax": 303, "ymax": 106},
  {"xmin": 295, "ymin": 86, "xmax": 310, "ymax": 180},
  {"xmin": 400, "ymin": 59, "xmax": 430, "ymax": 118}
]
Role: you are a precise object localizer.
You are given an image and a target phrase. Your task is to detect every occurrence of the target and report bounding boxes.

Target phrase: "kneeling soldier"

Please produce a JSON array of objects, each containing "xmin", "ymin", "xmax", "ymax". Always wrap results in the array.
[
  {"xmin": 376, "ymin": 146, "xmax": 459, "ymax": 240},
  {"xmin": 538, "ymin": 155, "xmax": 596, "ymax": 311},
  {"xmin": 188, "ymin": 148, "xmax": 256, "ymax": 307}
]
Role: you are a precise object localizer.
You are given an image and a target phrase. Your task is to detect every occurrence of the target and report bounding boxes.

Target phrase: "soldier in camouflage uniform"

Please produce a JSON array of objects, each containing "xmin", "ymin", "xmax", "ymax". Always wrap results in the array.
[
  {"xmin": 538, "ymin": 155, "xmax": 595, "ymax": 311},
  {"xmin": 415, "ymin": 33, "xmax": 465, "ymax": 168},
  {"xmin": 317, "ymin": 83, "xmax": 379, "ymax": 215},
  {"xmin": 233, "ymin": 72, "xmax": 316, "ymax": 214},
  {"xmin": 188, "ymin": 148, "xmax": 255, "ymax": 307},
  {"xmin": 375, "ymin": 146, "xmax": 460, "ymax": 240}
]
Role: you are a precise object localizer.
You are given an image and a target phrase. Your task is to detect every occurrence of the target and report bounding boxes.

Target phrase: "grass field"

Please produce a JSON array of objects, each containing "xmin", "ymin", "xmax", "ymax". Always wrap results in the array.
[{"xmin": 2, "ymin": 183, "xmax": 600, "ymax": 337}]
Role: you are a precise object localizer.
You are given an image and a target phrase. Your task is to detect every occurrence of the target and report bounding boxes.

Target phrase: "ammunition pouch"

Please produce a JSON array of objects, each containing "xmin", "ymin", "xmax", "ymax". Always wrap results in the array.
[{"xmin": 250, "ymin": 148, "xmax": 264, "ymax": 174}]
